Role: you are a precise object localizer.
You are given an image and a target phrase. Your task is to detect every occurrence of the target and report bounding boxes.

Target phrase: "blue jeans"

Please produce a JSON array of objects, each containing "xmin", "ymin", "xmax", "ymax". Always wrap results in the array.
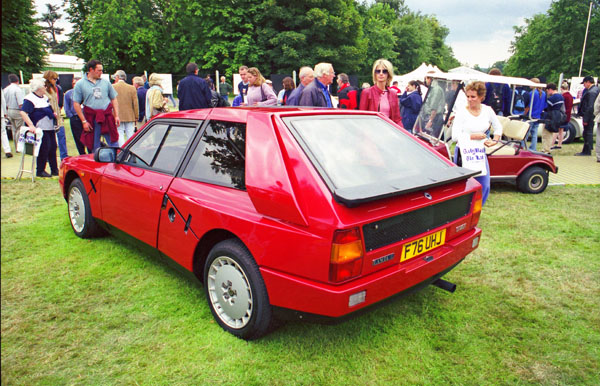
[
  {"xmin": 454, "ymin": 147, "xmax": 491, "ymax": 206},
  {"xmin": 56, "ymin": 126, "xmax": 68, "ymax": 160},
  {"xmin": 527, "ymin": 122, "xmax": 539, "ymax": 151},
  {"xmin": 93, "ymin": 122, "xmax": 118, "ymax": 152}
]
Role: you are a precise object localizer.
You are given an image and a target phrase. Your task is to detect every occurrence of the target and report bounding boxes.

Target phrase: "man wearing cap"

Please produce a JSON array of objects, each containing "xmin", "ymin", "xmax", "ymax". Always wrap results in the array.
[
  {"xmin": 72, "ymin": 59, "xmax": 120, "ymax": 152},
  {"xmin": 575, "ymin": 76, "xmax": 599, "ymax": 156},
  {"xmin": 112, "ymin": 70, "xmax": 139, "ymax": 146},
  {"xmin": 178, "ymin": 62, "xmax": 212, "ymax": 110}
]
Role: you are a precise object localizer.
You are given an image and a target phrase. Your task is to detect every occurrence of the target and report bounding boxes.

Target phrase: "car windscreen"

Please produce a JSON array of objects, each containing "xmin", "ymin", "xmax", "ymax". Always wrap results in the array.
[
  {"xmin": 284, "ymin": 115, "xmax": 477, "ymax": 206},
  {"xmin": 413, "ymin": 78, "xmax": 459, "ymax": 140}
]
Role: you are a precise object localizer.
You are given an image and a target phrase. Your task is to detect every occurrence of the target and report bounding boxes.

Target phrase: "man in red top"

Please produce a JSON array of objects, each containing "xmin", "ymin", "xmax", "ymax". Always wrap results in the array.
[
  {"xmin": 552, "ymin": 82, "xmax": 574, "ymax": 149},
  {"xmin": 336, "ymin": 73, "xmax": 359, "ymax": 109},
  {"xmin": 389, "ymin": 81, "xmax": 401, "ymax": 94}
]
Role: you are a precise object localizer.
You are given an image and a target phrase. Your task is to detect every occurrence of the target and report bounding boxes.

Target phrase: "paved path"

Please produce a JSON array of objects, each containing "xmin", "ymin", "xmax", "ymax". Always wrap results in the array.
[{"xmin": 549, "ymin": 154, "xmax": 600, "ymax": 185}]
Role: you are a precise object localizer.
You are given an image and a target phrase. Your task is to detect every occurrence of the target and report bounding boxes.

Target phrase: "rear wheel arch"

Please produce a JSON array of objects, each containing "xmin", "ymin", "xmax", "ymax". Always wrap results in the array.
[{"xmin": 193, "ymin": 229, "xmax": 243, "ymax": 282}]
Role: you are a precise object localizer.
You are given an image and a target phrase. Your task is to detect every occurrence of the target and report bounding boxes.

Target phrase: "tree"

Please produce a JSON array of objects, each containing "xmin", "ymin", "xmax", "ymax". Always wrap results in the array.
[
  {"xmin": 39, "ymin": 3, "xmax": 66, "ymax": 53},
  {"xmin": 1, "ymin": 0, "xmax": 46, "ymax": 78},
  {"xmin": 255, "ymin": 0, "xmax": 367, "ymax": 76},
  {"xmin": 358, "ymin": 2, "xmax": 460, "ymax": 77},
  {"xmin": 505, "ymin": 0, "xmax": 599, "ymax": 80}
]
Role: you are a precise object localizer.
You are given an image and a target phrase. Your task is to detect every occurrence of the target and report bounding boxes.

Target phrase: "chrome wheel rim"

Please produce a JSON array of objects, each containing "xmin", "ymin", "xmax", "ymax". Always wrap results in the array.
[
  {"xmin": 68, "ymin": 187, "xmax": 85, "ymax": 233},
  {"xmin": 207, "ymin": 256, "xmax": 253, "ymax": 329}
]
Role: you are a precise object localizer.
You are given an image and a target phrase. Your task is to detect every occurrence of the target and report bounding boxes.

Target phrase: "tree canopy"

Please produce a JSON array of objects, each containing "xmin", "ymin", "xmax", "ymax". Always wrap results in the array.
[
  {"xmin": 505, "ymin": 0, "xmax": 599, "ymax": 80},
  {"xmin": 38, "ymin": 3, "xmax": 68, "ymax": 54},
  {"xmin": 64, "ymin": 0, "xmax": 459, "ymax": 80},
  {"xmin": 1, "ymin": 0, "xmax": 46, "ymax": 78}
]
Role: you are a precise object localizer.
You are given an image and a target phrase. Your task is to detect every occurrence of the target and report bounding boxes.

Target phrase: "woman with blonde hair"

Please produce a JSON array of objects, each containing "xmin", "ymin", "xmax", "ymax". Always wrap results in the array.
[
  {"xmin": 451, "ymin": 81, "xmax": 502, "ymax": 205},
  {"xmin": 359, "ymin": 59, "xmax": 402, "ymax": 125},
  {"xmin": 244, "ymin": 67, "xmax": 277, "ymax": 106},
  {"xmin": 43, "ymin": 70, "xmax": 68, "ymax": 159},
  {"xmin": 145, "ymin": 73, "xmax": 168, "ymax": 120}
]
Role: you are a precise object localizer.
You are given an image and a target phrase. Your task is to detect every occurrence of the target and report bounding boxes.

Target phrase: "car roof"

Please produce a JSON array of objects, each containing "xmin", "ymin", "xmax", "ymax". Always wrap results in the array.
[{"xmin": 154, "ymin": 107, "xmax": 381, "ymax": 122}]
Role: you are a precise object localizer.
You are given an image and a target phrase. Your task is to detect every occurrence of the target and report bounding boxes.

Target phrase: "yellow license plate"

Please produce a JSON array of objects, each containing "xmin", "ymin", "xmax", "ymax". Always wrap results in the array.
[{"xmin": 400, "ymin": 229, "xmax": 446, "ymax": 262}]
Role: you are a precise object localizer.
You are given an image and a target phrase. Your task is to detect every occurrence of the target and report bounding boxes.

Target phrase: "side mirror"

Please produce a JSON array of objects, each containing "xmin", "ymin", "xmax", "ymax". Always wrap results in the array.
[{"xmin": 94, "ymin": 147, "xmax": 119, "ymax": 163}]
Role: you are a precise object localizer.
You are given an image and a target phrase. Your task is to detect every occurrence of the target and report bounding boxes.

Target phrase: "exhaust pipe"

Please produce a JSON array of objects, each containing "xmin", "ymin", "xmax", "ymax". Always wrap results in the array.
[{"xmin": 432, "ymin": 278, "xmax": 456, "ymax": 293}]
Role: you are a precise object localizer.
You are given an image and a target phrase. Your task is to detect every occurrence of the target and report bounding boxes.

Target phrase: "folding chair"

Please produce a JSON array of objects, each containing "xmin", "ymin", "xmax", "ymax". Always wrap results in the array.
[{"xmin": 16, "ymin": 128, "xmax": 42, "ymax": 182}]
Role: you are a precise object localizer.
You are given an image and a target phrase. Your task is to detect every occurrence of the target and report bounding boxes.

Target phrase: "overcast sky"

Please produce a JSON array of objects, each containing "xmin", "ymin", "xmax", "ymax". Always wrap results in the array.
[
  {"xmin": 403, "ymin": 0, "xmax": 553, "ymax": 67},
  {"xmin": 37, "ymin": 0, "xmax": 553, "ymax": 68}
]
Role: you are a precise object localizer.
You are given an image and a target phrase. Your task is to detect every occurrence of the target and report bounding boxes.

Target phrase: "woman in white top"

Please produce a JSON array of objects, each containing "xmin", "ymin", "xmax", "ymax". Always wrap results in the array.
[
  {"xmin": 244, "ymin": 67, "xmax": 277, "ymax": 106},
  {"xmin": 452, "ymin": 81, "xmax": 502, "ymax": 205}
]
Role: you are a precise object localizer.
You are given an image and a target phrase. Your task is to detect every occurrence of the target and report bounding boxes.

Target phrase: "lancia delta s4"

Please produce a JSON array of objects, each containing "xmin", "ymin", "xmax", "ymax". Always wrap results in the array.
[{"xmin": 59, "ymin": 107, "xmax": 483, "ymax": 339}]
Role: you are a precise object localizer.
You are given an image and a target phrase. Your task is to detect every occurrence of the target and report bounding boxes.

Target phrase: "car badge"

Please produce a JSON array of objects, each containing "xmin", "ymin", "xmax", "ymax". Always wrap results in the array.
[{"xmin": 424, "ymin": 192, "xmax": 432, "ymax": 200}]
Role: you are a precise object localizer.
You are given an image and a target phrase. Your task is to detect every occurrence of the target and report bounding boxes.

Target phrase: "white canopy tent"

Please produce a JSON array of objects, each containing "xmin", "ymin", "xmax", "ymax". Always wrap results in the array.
[
  {"xmin": 43, "ymin": 54, "xmax": 85, "ymax": 70},
  {"xmin": 392, "ymin": 63, "xmax": 441, "ymax": 90},
  {"xmin": 448, "ymin": 66, "xmax": 487, "ymax": 76}
]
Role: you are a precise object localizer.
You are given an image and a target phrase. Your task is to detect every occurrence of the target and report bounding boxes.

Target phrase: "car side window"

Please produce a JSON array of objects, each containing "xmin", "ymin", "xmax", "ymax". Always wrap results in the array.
[
  {"xmin": 182, "ymin": 120, "xmax": 246, "ymax": 190},
  {"xmin": 125, "ymin": 123, "xmax": 196, "ymax": 174}
]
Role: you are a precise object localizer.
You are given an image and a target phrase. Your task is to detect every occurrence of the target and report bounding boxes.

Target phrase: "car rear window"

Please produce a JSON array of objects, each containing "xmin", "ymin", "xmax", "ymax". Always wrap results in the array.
[{"xmin": 284, "ymin": 115, "xmax": 475, "ymax": 206}]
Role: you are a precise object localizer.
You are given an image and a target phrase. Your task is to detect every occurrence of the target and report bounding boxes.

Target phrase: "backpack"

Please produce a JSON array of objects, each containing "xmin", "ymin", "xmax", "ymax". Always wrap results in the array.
[
  {"xmin": 210, "ymin": 90, "xmax": 229, "ymax": 107},
  {"xmin": 488, "ymin": 83, "xmax": 503, "ymax": 113},
  {"xmin": 512, "ymin": 89, "xmax": 526, "ymax": 114}
]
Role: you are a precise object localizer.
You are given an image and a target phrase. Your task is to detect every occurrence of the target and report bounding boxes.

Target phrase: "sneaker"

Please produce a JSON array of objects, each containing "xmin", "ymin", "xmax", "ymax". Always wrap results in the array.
[
  {"xmin": 51, "ymin": 170, "xmax": 59, "ymax": 176},
  {"xmin": 36, "ymin": 171, "xmax": 52, "ymax": 178},
  {"xmin": 574, "ymin": 152, "xmax": 591, "ymax": 156},
  {"xmin": 551, "ymin": 146, "xmax": 562, "ymax": 150},
  {"xmin": 5, "ymin": 152, "xmax": 13, "ymax": 158}
]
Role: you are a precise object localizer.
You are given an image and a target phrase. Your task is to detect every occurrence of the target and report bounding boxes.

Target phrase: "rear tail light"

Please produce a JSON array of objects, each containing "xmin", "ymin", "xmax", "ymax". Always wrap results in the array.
[
  {"xmin": 330, "ymin": 228, "xmax": 364, "ymax": 282},
  {"xmin": 471, "ymin": 187, "xmax": 483, "ymax": 226}
]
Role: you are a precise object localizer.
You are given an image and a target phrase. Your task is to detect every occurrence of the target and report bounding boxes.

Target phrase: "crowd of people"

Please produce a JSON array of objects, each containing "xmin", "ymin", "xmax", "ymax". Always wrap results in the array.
[{"xmin": 2, "ymin": 57, "xmax": 599, "ymax": 180}]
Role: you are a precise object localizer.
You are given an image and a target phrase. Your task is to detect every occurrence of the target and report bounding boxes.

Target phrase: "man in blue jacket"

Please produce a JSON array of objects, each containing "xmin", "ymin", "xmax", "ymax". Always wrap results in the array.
[{"xmin": 178, "ymin": 62, "xmax": 212, "ymax": 110}]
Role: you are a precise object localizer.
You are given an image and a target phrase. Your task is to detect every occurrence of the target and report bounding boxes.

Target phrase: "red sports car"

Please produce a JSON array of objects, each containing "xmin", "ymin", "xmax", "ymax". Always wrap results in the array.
[{"xmin": 60, "ymin": 107, "xmax": 483, "ymax": 339}]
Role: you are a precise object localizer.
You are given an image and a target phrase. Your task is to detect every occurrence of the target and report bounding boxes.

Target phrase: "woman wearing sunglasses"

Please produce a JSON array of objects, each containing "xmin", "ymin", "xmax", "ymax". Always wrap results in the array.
[{"xmin": 359, "ymin": 59, "xmax": 402, "ymax": 126}]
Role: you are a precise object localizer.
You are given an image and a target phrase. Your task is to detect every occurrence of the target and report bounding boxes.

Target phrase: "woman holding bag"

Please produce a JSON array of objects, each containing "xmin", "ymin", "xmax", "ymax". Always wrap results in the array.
[
  {"xmin": 452, "ymin": 81, "xmax": 502, "ymax": 205},
  {"xmin": 244, "ymin": 67, "xmax": 277, "ymax": 106}
]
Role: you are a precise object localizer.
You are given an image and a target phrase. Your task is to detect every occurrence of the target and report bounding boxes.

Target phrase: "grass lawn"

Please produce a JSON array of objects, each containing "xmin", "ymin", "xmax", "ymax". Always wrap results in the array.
[{"xmin": 1, "ymin": 179, "xmax": 599, "ymax": 385}]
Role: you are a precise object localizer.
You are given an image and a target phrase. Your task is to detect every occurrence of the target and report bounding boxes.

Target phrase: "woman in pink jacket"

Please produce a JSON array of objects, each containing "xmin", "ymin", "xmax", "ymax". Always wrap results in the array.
[{"xmin": 359, "ymin": 59, "xmax": 402, "ymax": 126}]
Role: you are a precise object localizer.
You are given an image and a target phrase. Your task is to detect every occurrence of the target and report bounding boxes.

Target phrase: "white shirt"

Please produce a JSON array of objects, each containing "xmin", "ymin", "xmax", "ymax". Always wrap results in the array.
[
  {"xmin": 3, "ymin": 83, "xmax": 24, "ymax": 109},
  {"xmin": 452, "ymin": 104, "xmax": 502, "ymax": 148}
]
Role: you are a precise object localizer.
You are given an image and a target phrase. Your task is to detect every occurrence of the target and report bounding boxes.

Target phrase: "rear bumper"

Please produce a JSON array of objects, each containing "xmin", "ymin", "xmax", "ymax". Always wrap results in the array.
[{"xmin": 261, "ymin": 227, "xmax": 482, "ymax": 318}]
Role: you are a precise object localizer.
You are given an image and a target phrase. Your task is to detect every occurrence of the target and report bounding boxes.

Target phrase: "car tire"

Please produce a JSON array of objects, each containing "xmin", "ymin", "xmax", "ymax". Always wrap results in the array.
[
  {"xmin": 67, "ymin": 179, "xmax": 103, "ymax": 238},
  {"xmin": 517, "ymin": 166, "xmax": 548, "ymax": 194},
  {"xmin": 204, "ymin": 239, "xmax": 272, "ymax": 340},
  {"xmin": 561, "ymin": 122, "xmax": 576, "ymax": 144}
]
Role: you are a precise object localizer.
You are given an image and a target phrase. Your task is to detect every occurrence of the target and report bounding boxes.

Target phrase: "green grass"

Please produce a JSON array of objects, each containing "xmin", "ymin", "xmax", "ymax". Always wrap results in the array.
[{"xmin": 1, "ymin": 180, "xmax": 599, "ymax": 385}]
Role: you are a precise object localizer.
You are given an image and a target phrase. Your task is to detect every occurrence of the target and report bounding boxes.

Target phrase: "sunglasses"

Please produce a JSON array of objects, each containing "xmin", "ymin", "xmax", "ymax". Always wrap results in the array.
[{"xmin": 375, "ymin": 69, "xmax": 388, "ymax": 74}]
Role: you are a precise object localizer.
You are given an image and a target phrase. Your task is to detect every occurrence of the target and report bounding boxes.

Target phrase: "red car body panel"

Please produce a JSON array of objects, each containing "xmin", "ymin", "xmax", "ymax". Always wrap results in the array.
[{"xmin": 60, "ymin": 107, "xmax": 483, "ymax": 319}]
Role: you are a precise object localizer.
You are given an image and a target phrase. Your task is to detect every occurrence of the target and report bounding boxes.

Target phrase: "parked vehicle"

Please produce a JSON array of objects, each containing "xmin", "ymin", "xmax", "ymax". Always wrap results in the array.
[
  {"xmin": 412, "ymin": 73, "xmax": 558, "ymax": 194},
  {"xmin": 60, "ymin": 107, "xmax": 484, "ymax": 339}
]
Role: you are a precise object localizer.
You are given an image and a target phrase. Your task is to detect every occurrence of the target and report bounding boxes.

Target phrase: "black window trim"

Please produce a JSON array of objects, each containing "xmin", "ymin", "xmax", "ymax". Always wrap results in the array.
[
  {"xmin": 177, "ymin": 119, "xmax": 247, "ymax": 191},
  {"xmin": 118, "ymin": 118, "xmax": 204, "ymax": 176}
]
